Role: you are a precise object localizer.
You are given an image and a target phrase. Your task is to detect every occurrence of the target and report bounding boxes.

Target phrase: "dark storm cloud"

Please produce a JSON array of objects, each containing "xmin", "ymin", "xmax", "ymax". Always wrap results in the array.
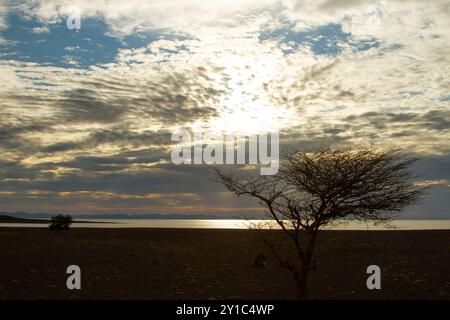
[
  {"xmin": 0, "ymin": 160, "xmax": 223, "ymax": 195},
  {"xmin": 1, "ymin": 146, "xmax": 448, "ymax": 218},
  {"xmin": 294, "ymin": 109, "xmax": 450, "ymax": 143},
  {"xmin": 0, "ymin": 161, "xmax": 53, "ymax": 182},
  {"xmin": 3, "ymin": 106, "xmax": 448, "ymax": 202},
  {"xmin": 40, "ymin": 141, "xmax": 83, "ymax": 153},
  {"xmin": 1, "ymin": 114, "xmax": 449, "ymax": 218},
  {"xmin": 53, "ymin": 148, "xmax": 168, "ymax": 173},
  {"xmin": 128, "ymin": 70, "xmax": 222, "ymax": 124},
  {"xmin": 0, "ymin": 92, "xmax": 58, "ymax": 108},
  {"xmin": 344, "ymin": 109, "xmax": 450, "ymax": 132},
  {"xmin": 53, "ymin": 66, "xmax": 222, "ymax": 125},
  {"xmin": 0, "ymin": 123, "xmax": 49, "ymax": 151},
  {"xmin": 88, "ymin": 129, "xmax": 172, "ymax": 147},
  {"xmin": 58, "ymin": 88, "xmax": 127, "ymax": 123},
  {"xmin": 117, "ymin": 148, "xmax": 170, "ymax": 163},
  {"xmin": 60, "ymin": 156, "xmax": 133, "ymax": 172},
  {"xmin": 421, "ymin": 110, "xmax": 450, "ymax": 131},
  {"xmin": 0, "ymin": 124, "xmax": 44, "ymax": 143},
  {"xmin": 40, "ymin": 129, "xmax": 173, "ymax": 154}
]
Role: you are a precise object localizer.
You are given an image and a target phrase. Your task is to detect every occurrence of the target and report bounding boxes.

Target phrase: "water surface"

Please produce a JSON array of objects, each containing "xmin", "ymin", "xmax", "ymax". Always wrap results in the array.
[{"xmin": 1, "ymin": 219, "xmax": 450, "ymax": 230}]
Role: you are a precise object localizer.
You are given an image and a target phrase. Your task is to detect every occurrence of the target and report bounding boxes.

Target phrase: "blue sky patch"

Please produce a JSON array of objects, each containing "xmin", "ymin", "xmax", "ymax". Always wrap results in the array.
[
  {"xmin": 259, "ymin": 22, "xmax": 380, "ymax": 56},
  {"xmin": 0, "ymin": 13, "xmax": 187, "ymax": 68}
]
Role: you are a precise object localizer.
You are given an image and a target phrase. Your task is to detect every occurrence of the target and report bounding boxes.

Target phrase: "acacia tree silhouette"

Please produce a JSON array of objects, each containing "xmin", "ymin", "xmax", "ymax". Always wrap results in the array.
[{"xmin": 214, "ymin": 146, "xmax": 425, "ymax": 299}]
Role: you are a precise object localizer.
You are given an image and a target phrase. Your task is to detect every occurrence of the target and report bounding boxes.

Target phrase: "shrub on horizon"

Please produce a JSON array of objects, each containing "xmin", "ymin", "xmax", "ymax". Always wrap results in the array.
[{"xmin": 49, "ymin": 214, "xmax": 73, "ymax": 232}]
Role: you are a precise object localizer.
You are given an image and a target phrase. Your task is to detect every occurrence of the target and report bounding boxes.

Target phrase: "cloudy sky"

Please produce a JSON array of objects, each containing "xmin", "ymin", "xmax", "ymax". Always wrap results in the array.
[{"xmin": 0, "ymin": 0, "xmax": 449, "ymax": 218}]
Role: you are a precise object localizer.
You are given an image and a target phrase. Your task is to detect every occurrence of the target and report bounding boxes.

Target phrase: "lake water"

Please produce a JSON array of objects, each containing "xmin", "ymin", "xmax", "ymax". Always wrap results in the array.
[{"xmin": 1, "ymin": 219, "xmax": 450, "ymax": 230}]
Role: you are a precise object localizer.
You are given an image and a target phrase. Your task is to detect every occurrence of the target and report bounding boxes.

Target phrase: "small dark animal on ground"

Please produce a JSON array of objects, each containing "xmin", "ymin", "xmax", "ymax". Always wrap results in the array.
[{"xmin": 254, "ymin": 252, "xmax": 267, "ymax": 268}]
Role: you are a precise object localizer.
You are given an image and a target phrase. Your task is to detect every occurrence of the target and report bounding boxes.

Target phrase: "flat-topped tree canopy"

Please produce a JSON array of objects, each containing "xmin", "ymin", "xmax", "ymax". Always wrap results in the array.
[{"xmin": 214, "ymin": 146, "xmax": 425, "ymax": 299}]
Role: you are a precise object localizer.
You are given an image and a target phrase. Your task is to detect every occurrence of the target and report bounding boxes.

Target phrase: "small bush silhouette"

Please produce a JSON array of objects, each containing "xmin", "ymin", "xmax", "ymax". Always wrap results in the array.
[{"xmin": 49, "ymin": 214, "xmax": 72, "ymax": 231}]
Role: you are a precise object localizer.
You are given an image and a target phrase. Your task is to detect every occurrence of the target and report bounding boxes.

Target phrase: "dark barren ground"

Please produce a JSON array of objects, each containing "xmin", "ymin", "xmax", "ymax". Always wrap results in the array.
[{"xmin": 0, "ymin": 228, "xmax": 449, "ymax": 300}]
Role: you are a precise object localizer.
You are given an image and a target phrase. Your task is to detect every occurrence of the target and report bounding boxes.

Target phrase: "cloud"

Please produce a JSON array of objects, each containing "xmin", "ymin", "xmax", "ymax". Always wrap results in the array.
[
  {"xmin": 58, "ymin": 88, "xmax": 128, "ymax": 123},
  {"xmin": 0, "ymin": 0, "xmax": 449, "ymax": 217},
  {"xmin": 344, "ymin": 109, "xmax": 450, "ymax": 132},
  {"xmin": 6, "ymin": 0, "xmax": 275, "ymax": 36},
  {"xmin": 30, "ymin": 26, "xmax": 50, "ymax": 33},
  {"xmin": 52, "ymin": 65, "xmax": 222, "ymax": 126},
  {"xmin": 39, "ymin": 129, "xmax": 173, "ymax": 154}
]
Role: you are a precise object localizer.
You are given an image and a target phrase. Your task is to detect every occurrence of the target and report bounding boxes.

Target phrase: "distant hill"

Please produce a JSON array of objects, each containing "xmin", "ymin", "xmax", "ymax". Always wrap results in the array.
[
  {"xmin": 0, "ymin": 211, "xmax": 245, "ymax": 220},
  {"xmin": 0, "ymin": 215, "xmax": 49, "ymax": 224},
  {"xmin": 0, "ymin": 214, "xmax": 106, "ymax": 224}
]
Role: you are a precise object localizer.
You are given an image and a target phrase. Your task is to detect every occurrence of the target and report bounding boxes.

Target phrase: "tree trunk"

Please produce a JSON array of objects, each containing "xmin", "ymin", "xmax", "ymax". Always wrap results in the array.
[
  {"xmin": 297, "ymin": 284, "xmax": 307, "ymax": 299},
  {"xmin": 296, "ymin": 264, "xmax": 310, "ymax": 299},
  {"xmin": 296, "ymin": 232, "xmax": 318, "ymax": 299}
]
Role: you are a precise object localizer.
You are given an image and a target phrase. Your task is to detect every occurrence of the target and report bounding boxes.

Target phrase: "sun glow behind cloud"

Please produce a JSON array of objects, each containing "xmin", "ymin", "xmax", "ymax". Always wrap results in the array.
[{"xmin": 200, "ymin": 50, "xmax": 300, "ymax": 135}]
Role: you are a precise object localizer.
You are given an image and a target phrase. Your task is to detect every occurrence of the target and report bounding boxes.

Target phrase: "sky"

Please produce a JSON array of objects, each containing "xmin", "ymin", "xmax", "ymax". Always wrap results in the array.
[{"xmin": 0, "ymin": 0, "xmax": 449, "ymax": 218}]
